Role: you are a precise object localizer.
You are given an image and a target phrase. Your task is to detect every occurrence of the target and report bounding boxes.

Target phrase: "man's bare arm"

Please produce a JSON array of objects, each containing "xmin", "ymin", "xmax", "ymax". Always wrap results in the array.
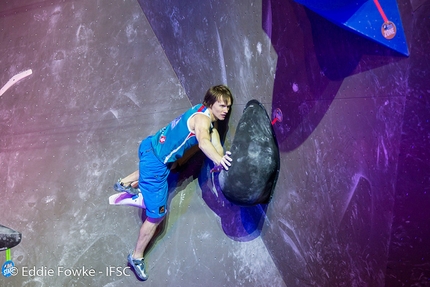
[
  {"xmin": 210, "ymin": 127, "xmax": 224, "ymax": 156},
  {"xmin": 193, "ymin": 114, "xmax": 232, "ymax": 170}
]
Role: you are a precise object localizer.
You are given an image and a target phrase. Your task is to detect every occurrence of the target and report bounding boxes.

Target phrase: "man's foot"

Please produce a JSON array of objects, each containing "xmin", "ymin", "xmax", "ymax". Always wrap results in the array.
[
  {"xmin": 113, "ymin": 179, "xmax": 139, "ymax": 195},
  {"xmin": 127, "ymin": 254, "xmax": 148, "ymax": 281}
]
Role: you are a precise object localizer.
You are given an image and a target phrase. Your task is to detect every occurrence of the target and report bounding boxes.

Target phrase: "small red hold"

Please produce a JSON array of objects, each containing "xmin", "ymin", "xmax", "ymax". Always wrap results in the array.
[{"xmin": 271, "ymin": 108, "xmax": 283, "ymax": 125}]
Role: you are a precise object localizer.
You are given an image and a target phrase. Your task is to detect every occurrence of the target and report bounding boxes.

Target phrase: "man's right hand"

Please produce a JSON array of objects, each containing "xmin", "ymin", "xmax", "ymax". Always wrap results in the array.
[{"xmin": 219, "ymin": 151, "xmax": 232, "ymax": 170}]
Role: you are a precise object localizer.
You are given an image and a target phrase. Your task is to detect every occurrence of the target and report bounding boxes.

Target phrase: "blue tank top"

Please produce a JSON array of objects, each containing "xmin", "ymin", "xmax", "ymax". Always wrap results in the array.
[{"xmin": 151, "ymin": 104, "xmax": 212, "ymax": 164}]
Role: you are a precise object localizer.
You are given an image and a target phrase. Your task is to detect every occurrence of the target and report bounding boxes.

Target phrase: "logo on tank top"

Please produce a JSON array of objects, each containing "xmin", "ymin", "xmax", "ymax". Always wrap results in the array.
[
  {"xmin": 159, "ymin": 135, "xmax": 166, "ymax": 144},
  {"xmin": 170, "ymin": 116, "xmax": 181, "ymax": 129}
]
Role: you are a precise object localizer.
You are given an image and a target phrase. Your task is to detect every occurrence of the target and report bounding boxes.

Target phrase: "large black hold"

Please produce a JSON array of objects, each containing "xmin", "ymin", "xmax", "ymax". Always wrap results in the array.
[
  {"xmin": 218, "ymin": 99, "xmax": 280, "ymax": 206},
  {"xmin": 0, "ymin": 224, "xmax": 22, "ymax": 251}
]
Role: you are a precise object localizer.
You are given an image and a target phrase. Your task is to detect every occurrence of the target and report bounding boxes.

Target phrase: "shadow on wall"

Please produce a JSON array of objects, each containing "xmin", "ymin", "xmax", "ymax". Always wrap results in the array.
[
  {"xmin": 182, "ymin": 151, "xmax": 270, "ymax": 242},
  {"xmin": 199, "ymin": 162, "xmax": 268, "ymax": 242},
  {"xmin": 263, "ymin": 0, "xmax": 403, "ymax": 153}
]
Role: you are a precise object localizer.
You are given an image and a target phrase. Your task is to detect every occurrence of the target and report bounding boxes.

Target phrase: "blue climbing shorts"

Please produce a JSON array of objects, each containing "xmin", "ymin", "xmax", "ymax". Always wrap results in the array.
[{"xmin": 138, "ymin": 136, "xmax": 170, "ymax": 219}]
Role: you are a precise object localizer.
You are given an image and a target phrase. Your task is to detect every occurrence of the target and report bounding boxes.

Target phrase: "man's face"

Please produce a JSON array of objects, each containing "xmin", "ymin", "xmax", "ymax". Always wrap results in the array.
[{"xmin": 211, "ymin": 99, "xmax": 231, "ymax": 121}]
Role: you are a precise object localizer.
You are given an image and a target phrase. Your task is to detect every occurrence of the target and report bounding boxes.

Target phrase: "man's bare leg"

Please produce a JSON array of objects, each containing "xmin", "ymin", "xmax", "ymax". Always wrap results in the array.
[
  {"xmin": 133, "ymin": 217, "xmax": 164, "ymax": 259},
  {"xmin": 120, "ymin": 170, "xmax": 139, "ymax": 188}
]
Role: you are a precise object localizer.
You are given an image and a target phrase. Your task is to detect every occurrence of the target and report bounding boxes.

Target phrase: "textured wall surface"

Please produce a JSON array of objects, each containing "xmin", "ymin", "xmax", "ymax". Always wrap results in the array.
[
  {"xmin": 263, "ymin": 0, "xmax": 429, "ymax": 286},
  {"xmin": 1, "ymin": 0, "xmax": 429, "ymax": 286}
]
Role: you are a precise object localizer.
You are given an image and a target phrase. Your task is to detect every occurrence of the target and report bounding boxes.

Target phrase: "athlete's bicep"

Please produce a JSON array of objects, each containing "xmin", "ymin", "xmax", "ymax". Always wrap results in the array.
[
  {"xmin": 192, "ymin": 114, "xmax": 211, "ymax": 143},
  {"xmin": 191, "ymin": 114, "xmax": 225, "ymax": 165}
]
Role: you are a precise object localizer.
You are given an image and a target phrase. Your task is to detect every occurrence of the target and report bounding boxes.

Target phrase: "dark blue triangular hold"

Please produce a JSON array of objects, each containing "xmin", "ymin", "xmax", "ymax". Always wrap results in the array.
[{"xmin": 294, "ymin": 0, "xmax": 409, "ymax": 56}]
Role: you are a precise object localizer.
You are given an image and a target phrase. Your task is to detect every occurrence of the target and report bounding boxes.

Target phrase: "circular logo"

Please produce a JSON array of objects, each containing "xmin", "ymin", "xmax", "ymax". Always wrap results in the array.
[
  {"xmin": 159, "ymin": 135, "xmax": 166, "ymax": 144},
  {"xmin": 381, "ymin": 21, "xmax": 396, "ymax": 40},
  {"xmin": 2, "ymin": 260, "xmax": 17, "ymax": 277}
]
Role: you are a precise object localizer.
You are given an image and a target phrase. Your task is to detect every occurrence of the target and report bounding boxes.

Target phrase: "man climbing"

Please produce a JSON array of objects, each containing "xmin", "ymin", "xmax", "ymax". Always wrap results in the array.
[{"xmin": 114, "ymin": 85, "xmax": 234, "ymax": 281}]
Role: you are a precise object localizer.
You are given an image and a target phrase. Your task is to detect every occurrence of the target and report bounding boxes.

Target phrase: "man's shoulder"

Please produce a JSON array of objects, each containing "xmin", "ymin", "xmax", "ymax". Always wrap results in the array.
[
  {"xmin": 192, "ymin": 112, "xmax": 211, "ymax": 125},
  {"xmin": 190, "ymin": 111, "xmax": 212, "ymax": 133}
]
